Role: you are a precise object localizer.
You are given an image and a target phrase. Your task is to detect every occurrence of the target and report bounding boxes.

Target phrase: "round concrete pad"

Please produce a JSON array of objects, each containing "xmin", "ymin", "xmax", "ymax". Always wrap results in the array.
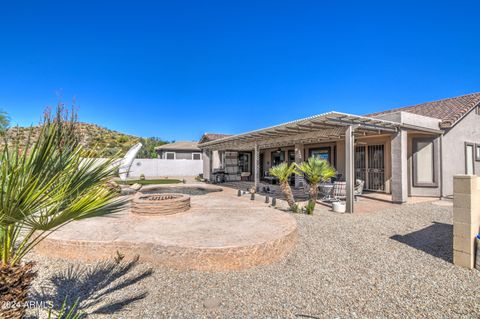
[{"xmin": 35, "ymin": 185, "xmax": 298, "ymax": 270}]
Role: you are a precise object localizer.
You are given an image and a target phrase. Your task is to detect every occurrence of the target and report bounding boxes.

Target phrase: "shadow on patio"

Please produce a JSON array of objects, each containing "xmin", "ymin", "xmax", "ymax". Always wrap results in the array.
[{"xmin": 390, "ymin": 222, "xmax": 453, "ymax": 263}]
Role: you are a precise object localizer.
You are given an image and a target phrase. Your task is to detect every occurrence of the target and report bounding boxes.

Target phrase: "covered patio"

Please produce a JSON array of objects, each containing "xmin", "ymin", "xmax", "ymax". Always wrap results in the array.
[
  {"xmin": 200, "ymin": 112, "xmax": 442, "ymax": 213},
  {"xmin": 218, "ymin": 180, "xmax": 438, "ymax": 213}
]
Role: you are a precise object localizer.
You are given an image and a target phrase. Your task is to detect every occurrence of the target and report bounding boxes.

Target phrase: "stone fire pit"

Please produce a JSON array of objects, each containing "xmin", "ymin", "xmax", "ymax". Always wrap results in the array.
[{"xmin": 132, "ymin": 193, "xmax": 191, "ymax": 216}]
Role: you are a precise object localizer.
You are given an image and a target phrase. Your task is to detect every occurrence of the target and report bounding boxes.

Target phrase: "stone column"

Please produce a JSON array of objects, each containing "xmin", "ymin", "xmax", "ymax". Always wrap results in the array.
[
  {"xmin": 345, "ymin": 126, "xmax": 355, "ymax": 213},
  {"xmin": 391, "ymin": 129, "xmax": 408, "ymax": 203},
  {"xmin": 294, "ymin": 143, "xmax": 304, "ymax": 188},
  {"xmin": 453, "ymin": 175, "xmax": 480, "ymax": 269},
  {"xmin": 254, "ymin": 143, "xmax": 260, "ymax": 190}
]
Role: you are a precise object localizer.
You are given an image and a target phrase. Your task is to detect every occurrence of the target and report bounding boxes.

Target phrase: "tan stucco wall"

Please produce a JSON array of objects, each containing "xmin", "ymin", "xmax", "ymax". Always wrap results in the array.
[{"xmin": 442, "ymin": 110, "xmax": 480, "ymax": 197}]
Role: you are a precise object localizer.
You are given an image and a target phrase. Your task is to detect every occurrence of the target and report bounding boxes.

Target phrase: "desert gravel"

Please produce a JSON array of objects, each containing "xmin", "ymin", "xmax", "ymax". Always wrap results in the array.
[{"xmin": 29, "ymin": 202, "xmax": 480, "ymax": 318}]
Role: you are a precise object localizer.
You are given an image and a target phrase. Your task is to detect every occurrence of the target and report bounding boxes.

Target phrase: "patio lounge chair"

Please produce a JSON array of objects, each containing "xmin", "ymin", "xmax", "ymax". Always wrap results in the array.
[
  {"xmin": 354, "ymin": 179, "xmax": 365, "ymax": 196},
  {"xmin": 354, "ymin": 179, "xmax": 365, "ymax": 200},
  {"xmin": 332, "ymin": 181, "xmax": 346, "ymax": 201},
  {"xmin": 332, "ymin": 180, "xmax": 364, "ymax": 201},
  {"xmin": 263, "ymin": 172, "xmax": 278, "ymax": 185}
]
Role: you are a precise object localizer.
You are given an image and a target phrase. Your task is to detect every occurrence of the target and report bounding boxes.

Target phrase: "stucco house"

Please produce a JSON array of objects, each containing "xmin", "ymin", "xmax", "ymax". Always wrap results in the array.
[
  {"xmin": 155, "ymin": 141, "xmax": 202, "ymax": 160},
  {"xmin": 199, "ymin": 93, "xmax": 480, "ymax": 212}
]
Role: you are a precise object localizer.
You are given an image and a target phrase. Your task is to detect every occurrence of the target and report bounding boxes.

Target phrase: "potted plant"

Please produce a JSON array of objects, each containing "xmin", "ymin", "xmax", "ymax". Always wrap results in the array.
[{"xmin": 332, "ymin": 201, "xmax": 346, "ymax": 213}]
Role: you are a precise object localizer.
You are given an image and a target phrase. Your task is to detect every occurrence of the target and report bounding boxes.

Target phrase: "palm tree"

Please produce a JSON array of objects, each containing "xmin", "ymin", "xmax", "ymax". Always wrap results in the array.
[
  {"xmin": 0, "ymin": 106, "xmax": 126, "ymax": 319},
  {"xmin": 296, "ymin": 157, "xmax": 336, "ymax": 214},
  {"xmin": 269, "ymin": 162, "xmax": 297, "ymax": 210}
]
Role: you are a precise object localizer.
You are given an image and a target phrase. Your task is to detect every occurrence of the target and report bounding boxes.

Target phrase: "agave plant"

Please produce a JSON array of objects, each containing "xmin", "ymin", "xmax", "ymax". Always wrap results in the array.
[
  {"xmin": 268, "ymin": 162, "xmax": 297, "ymax": 210},
  {"xmin": 296, "ymin": 157, "xmax": 336, "ymax": 214},
  {"xmin": 0, "ymin": 107, "xmax": 126, "ymax": 319}
]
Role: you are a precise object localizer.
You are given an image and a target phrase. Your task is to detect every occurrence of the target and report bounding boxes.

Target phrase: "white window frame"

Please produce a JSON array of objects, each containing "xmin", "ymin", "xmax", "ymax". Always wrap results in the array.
[
  {"xmin": 192, "ymin": 152, "xmax": 202, "ymax": 160},
  {"xmin": 165, "ymin": 152, "xmax": 176, "ymax": 160}
]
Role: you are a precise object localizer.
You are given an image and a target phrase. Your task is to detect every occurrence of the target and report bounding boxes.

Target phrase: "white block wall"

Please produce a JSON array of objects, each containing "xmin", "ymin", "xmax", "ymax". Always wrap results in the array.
[{"xmin": 128, "ymin": 159, "xmax": 203, "ymax": 177}]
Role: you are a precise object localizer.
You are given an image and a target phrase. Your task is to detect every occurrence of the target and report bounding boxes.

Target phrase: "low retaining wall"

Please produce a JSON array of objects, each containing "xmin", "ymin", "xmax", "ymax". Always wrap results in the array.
[{"xmin": 453, "ymin": 175, "xmax": 480, "ymax": 268}]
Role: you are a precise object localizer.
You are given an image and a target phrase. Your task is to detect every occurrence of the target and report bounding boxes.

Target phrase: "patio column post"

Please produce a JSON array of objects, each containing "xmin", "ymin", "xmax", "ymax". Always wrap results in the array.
[
  {"xmin": 203, "ymin": 149, "xmax": 211, "ymax": 182},
  {"xmin": 391, "ymin": 129, "xmax": 408, "ymax": 203},
  {"xmin": 345, "ymin": 125, "xmax": 356, "ymax": 213},
  {"xmin": 294, "ymin": 143, "xmax": 304, "ymax": 188},
  {"xmin": 254, "ymin": 142, "xmax": 260, "ymax": 190}
]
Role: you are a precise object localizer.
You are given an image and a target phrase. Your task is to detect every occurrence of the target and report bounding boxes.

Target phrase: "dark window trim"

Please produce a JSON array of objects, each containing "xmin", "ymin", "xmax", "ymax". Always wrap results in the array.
[
  {"xmin": 412, "ymin": 138, "xmax": 437, "ymax": 188},
  {"xmin": 192, "ymin": 152, "xmax": 202, "ymax": 160},
  {"xmin": 237, "ymin": 151, "xmax": 252, "ymax": 173},
  {"xmin": 271, "ymin": 149, "xmax": 286, "ymax": 166},
  {"xmin": 165, "ymin": 151, "xmax": 176, "ymax": 160},
  {"xmin": 476, "ymin": 144, "xmax": 480, "ymax": 162},
  {"xmin": 465, "ymin": 142, "xmax": 476, "ymax": 174}
]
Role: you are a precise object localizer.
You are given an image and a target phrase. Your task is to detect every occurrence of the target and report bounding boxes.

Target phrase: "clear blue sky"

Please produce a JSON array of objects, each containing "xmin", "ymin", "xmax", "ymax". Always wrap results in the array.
[{"xmin": 1, "ymin": 1, "xmax": 479, "ymax": 141}]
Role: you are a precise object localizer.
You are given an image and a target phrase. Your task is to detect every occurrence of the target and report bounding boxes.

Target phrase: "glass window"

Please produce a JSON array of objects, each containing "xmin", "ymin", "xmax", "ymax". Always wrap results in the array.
[
  {"xmin": 165, "ymin": 152, "xmax": 175, "ymax": 160},
  {"xmin": 476, "ymin": 144, "xmax": 480, "ymax": 162},
  {"xmin": 466, "ymin": 143, "xmax": 475, "ymax": 175},
  {"xmin": 288, "ymin": 150, "xmax": 295, "ymax": 164},
  {"xmin": 271, "ymin": 150, "xmax": 285, "ymax": 167},
  {"xmin": 192, "ymin": 153, "xmax": 202, "ymax": 160},
  {"xmin": 309, "ymin": 148, "xmax": 331, "ymax": 163},
  {"xmin": 238, "ymin": 152, "xmax": 251, "ymax": 172},
  {"xmin": 413, "ymin": 138, "xmax": 436, "ymax": 187}
]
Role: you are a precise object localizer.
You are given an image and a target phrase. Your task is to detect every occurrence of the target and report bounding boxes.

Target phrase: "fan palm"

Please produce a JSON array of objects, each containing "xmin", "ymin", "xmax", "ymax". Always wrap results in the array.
[
  {"xmin": 0, "ymin": 107, "xmax": 126, "ymax": 319},
  {"xmin": 296, "ymin": 157, "xmax": 336, "ymax": 214},
  {"xmin": 268, "ymin": 162, "xmax": 297, "ymax": 209}
]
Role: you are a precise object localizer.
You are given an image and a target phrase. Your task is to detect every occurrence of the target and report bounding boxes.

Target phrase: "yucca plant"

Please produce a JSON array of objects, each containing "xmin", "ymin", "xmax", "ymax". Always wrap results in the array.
[
  {"xmin": 0, "ymin": 106, "xmax": 126, "ymax": 319},
  {"xmin": 268, "ymin": 162, "xmax": 297, "ymax": 210},
  {"xmin": 296, "ymin": 157, "xmax": 336, "ymax": 214}
]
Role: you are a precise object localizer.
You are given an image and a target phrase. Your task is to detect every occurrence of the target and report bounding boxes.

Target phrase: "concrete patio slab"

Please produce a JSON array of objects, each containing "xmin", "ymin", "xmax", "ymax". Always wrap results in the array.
[{"xmin": 35, "ymin": 184, "xmax": 298, "ymax": 271}]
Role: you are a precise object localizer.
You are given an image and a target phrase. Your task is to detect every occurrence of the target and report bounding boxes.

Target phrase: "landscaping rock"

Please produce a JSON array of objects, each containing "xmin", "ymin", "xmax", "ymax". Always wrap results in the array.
[
  {"xmin": 105, "ymin": 180, "xmax": 121, "ymax": 194},
  {"xmin": 129, "ymin": 183, "xmax": 142, "ymax": 191},
  {"xmin": 29, "ymin": 200, "xmax": 480, "ymax": 318}
]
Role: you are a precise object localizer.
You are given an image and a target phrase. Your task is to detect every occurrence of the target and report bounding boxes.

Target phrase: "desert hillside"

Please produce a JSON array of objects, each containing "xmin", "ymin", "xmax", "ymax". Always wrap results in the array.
[{"xmin": 5, "ymin": 122, "xmax": 169, "ymax": 158}]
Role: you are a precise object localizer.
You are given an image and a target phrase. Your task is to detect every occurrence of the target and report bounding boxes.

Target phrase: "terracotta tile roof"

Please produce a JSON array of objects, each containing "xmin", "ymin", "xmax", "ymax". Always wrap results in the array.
[
  {"xmin": 367, "ymin": 92, "xmax": 480, "ymax": 128},
  {"xmin": 155, "ymin": 141, "xmax": 200, "ymax": 151},
  {"xmin": 199, "ymin": 133, "xmax": 232, "ymax": 144}
]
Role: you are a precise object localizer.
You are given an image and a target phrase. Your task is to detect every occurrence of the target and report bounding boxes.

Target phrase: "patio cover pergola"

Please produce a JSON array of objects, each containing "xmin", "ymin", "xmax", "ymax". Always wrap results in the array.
[{"xmin": 199, "ymin": 111, "xmax": 441, "ymax": 213}]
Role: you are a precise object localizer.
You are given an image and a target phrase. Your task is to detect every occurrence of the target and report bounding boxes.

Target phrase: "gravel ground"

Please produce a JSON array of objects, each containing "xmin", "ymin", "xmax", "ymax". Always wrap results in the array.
[{"xmin": 28, "ymin": 202, "xmax": 480, "ymax": 318}]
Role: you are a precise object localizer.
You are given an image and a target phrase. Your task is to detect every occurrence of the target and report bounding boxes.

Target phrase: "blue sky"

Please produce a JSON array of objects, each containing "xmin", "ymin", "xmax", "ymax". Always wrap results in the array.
[{"xmin": 1, "ymin": 1, "xmax": 479, "ymax": 141}]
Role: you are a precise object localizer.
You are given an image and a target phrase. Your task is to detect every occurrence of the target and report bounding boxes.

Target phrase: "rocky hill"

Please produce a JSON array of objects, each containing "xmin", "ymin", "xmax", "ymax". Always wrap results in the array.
[{"xmin": 5, "ymin": 123, "xmax": 169, "ymax": 158}]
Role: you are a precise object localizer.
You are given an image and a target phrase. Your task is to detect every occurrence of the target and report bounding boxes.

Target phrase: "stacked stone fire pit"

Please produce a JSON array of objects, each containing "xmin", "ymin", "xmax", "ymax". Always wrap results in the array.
[{"xmin": 132, "ymin": 193, "xmax": 191, "ymax": 216}]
